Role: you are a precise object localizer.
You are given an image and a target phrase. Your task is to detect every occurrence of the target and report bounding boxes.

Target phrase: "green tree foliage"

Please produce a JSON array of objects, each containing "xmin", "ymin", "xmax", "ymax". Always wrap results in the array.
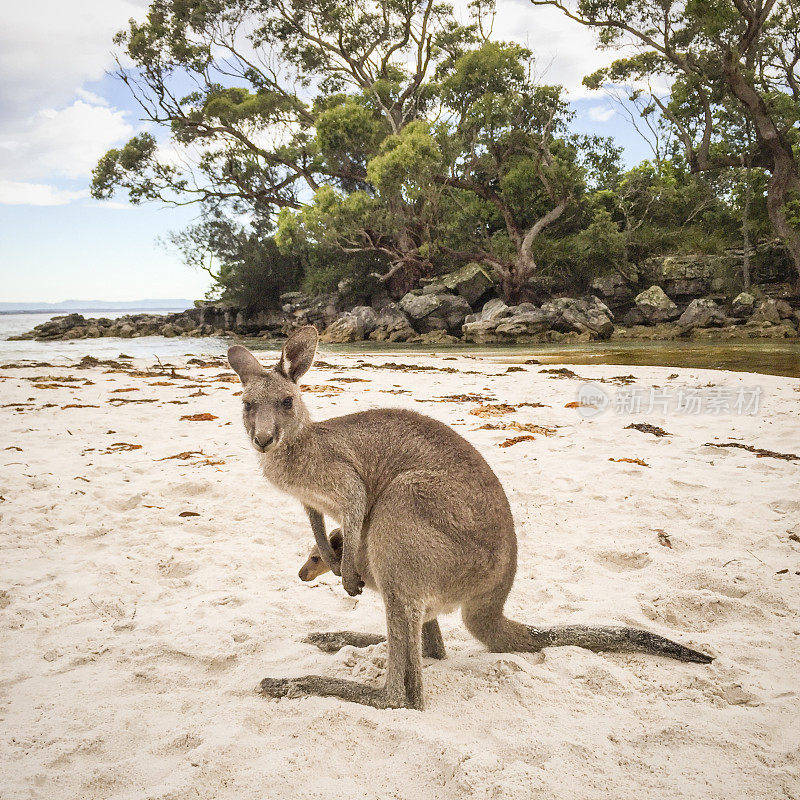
[
  {"xmin": 93, "ymin": 0, "xmax": 787, "ymax": 304},
  {"xmin": 535, "ymin": 0, "xmax": 800, "ymax": 283}
]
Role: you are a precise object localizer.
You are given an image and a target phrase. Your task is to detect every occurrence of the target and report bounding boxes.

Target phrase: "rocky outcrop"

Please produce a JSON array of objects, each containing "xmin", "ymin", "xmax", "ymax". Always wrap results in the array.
[
  {"xmin": 319, "ymin": 306, "xmax": 378, "ymax": 343},
  {"xmin": 399, "ymin": 291, "xmax": 472, "ymax": 335},
  {"xmin": 369, "ymin": 303, "xmax": 417, "ymax": 342},
  {"xmin": 433, "ymin": 262, "xmax": 496, "ymax": 306},
  {"xmin": 750, "ymin": 298, "xmax": 793, "ymax": 325},
  {"xmin": 629, "ymin": 285, "xmax": 680, "ymax": 325},
  {"xmin": 731, "ymin": 292, "xmax": 756, "ymax": 318},
  {"xmin": 463, "ymin": 296, "xmax": 613, "ymax": 343},
  {"xmin": 541, "ymin": 296, "xmax": 615, "ymax": 339},
  {"xmin": 677, "ymin": 298, "xmax": 727, "ymax": 332}
]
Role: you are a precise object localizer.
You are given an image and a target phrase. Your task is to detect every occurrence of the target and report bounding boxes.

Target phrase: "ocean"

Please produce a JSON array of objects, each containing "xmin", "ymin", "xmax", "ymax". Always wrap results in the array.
[{"xmin": 0, "ymin": 311, "xmax": 230, "ymax": 363}]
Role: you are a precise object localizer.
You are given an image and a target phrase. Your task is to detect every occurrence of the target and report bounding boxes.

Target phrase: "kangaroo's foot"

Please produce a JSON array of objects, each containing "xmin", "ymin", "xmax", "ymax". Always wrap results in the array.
[
  {"xmin": 258, "ymin": 676, "xmax": 411, "ymax": 709},
  {"xmin": 303, "ymin": 631, "xmax": 385, "ymax": 653},
  {"xmin": 305, "ymin": 625, "xmax": 446, "ymax": 660}
]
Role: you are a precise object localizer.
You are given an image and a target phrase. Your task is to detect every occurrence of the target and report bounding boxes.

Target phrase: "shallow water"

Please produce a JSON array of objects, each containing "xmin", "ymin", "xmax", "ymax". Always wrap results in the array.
[
  {"xmin": 254, "ymin": 338, "xmax": 800, "ymax": 378},
  {"xmin": 2, "ymin": 312, "xmax": 798, "ymax": 377}
]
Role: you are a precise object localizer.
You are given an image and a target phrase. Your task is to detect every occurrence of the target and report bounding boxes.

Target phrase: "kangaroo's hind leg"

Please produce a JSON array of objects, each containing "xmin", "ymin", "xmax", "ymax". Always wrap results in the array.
[
  {"xmin": 422, "ymin": 619, "xmax": 446, "ymax": 659},
  {"xmin": 259, "ymin": 594, "xmax": 425, "ymax": 710}
]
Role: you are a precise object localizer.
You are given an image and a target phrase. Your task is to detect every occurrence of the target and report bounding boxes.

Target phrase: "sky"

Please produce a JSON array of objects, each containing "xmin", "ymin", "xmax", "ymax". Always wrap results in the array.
[{"xmin": 0, "ymin": 0, "xmax": 651, "ymax": 304}]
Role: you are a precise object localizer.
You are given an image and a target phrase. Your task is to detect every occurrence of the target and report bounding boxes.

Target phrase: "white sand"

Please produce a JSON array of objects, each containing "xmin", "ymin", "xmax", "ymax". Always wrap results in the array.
[{"xmin": 1, "ymin": 351, "xmax": 799, "ymax": 800}]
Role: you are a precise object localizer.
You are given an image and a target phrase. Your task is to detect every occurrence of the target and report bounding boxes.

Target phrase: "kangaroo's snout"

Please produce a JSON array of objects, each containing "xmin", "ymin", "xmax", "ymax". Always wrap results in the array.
[{"xmin": 254, "ymin": 431, "xmax": 274, "ymax": 449}]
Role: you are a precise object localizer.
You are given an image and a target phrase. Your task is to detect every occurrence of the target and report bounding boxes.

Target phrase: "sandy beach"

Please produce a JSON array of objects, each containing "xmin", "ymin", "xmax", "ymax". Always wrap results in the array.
[{"xmin": 1, "ymin": 350, "xmax": 798, "ymax": 800}]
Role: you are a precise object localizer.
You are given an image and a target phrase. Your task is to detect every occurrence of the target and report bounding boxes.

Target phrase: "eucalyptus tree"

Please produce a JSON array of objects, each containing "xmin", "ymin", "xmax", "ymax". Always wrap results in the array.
[
  {"xmin": 531, "ymin": 0, "xmax": 800, "ymax": 283},
  {"xmin": 91, "ymin": 0, "xmax": 475, "ymax": 290}
]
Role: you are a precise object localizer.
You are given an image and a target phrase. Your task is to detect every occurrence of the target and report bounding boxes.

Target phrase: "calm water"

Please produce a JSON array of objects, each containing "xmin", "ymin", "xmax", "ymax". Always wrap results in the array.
[{"xmin": 2, "ymin": 311, "xmax": 799, "ymax": 377}]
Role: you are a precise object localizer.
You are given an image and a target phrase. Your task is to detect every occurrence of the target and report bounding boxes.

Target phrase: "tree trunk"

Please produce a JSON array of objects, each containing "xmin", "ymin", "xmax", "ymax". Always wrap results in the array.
[
  {"xmin": 723, "ymin": 53, "xmax": 800, "ymax": 282},
  {"xmin": 741, "ymin": 163, "xmax": 752, "ymax": 290}
]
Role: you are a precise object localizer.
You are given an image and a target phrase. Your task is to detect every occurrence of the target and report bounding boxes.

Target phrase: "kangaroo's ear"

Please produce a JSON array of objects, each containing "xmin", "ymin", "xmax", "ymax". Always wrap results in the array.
[
  {"xmin": 277, "ymin": 326, "xmax": 318, "ymax": 383},
  {"xmin": 228, "ymin": 345, "xmax": 266, "ymax": 383}
]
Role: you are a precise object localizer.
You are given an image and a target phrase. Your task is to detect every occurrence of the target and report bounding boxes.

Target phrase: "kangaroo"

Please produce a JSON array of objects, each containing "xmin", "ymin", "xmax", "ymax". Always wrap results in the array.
[{"xmin": 228, "ymin": 326, "xmax": 712, "ymax": 710}]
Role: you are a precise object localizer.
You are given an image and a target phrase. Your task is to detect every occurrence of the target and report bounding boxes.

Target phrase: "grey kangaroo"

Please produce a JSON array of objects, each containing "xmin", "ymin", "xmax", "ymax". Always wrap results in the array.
[{"xmin": 228, "ymin": 326, "xmax": 711, "ymax": 710}]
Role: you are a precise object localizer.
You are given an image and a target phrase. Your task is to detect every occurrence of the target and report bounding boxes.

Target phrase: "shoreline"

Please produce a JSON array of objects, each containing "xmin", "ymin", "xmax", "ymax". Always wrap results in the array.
[{"xmin": 3, "ymin": 337, "xmax": 800, "ymax": 379}]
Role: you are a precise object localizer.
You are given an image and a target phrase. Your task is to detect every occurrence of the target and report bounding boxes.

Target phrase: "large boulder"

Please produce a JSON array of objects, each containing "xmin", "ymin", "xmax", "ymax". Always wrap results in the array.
[
  {"xmin": 634, "ymin": 285, "xmax": 679, "ymax": 324},
  {"xmin": 349, "ymin": 306, "xmax": 378, "ymax": 335},
  {"xmin": 541, "ymin": 296, "xmax": 615, "ymax": 339},
  {"xmin": 462, "ymin": 319, "xmax": 502, "ymax": 344},
  {"xmin": 369, "ymin": 303, "xmax": 416, "ymax": 342},
  {"xmin": 480, "ymin": 298, "xmax": 513, "ymax": 321},
  {"xmin": 435, "ymin": 262, "xmax": 496, "ymax": 306},
  {"xmin": 751, "ymin": 298, "xmax": 793, "ymax": 324},
  {"xmin": 494, "ymin": 309, "xmax": 551, "ymax": 338},
  {"xmin": 678, "ymin": 298, "xmax": 726, "ymax": 331},
  {"xmin": 320, "ymin": 312, "xmax": 368, "ymax": 343},
  {"xmin": 399, "ymin": 292, "xmax": 440, "ymax": 320},
  {"xmin": 590, "ymin": 273, "xmax": 632, "ymax": 300},
  {"xmin": 731, "ymin": 292, "xmax": 756, "ymax": 318},
  {"xmin": 399, "ymin": 292, "xmax": 471, "ymax": 334},
  {"xmin": 426, "ymin": 294, "xmax": 472, "ymax": 334}
]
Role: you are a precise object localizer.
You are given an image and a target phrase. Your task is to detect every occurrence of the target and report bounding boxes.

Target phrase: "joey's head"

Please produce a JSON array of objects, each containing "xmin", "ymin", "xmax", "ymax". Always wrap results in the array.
[
  {"xmin": 227, "ymin": 326, "xmax": 318, "ymax": 454},
  {"xmin": 298, "ymin": 530, "xmax": 343, "ymax": 582}
]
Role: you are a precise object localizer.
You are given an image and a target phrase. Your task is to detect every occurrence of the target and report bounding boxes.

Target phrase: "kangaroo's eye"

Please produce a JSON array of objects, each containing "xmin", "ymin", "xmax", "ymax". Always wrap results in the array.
[
  {"xmin": 243, "ymin": 401, "xmax": 253, "ymax": 412},
  {"xmin": 310, "ymin": 556, "xmax": 319, "ymax": 564},
  {"xmin": 282, "ymin": 396, "xmax": 293, "ymax": 410}
]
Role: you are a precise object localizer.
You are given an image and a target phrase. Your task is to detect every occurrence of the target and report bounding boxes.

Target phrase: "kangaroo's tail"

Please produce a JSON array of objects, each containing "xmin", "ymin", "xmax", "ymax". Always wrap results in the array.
[
  {"xmin": 462, "ymin": 605, "xmax": 712, "ymax": 663},
  {"xmin": 526, "ymin": 624, "xmax": 712, "ymax": 663}
]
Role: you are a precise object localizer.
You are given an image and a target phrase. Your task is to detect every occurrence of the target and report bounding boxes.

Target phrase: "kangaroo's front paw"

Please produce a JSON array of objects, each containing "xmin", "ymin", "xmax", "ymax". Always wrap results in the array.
[{"xmin": 341, "ymin": 562, "xmax": 364, "ymax": 597}]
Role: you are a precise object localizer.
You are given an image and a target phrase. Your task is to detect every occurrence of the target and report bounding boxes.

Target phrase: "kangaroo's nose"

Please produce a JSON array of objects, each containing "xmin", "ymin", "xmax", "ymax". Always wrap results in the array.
[{"xmin": 254, "ymin": 432, "xmax": 274, "ymax": 448}]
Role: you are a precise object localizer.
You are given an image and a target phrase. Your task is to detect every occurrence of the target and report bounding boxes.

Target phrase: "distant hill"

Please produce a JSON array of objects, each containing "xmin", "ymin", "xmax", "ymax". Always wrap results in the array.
[{"xmin": 0, "ymin": 299, "xmax": 195, "ymax": 314}]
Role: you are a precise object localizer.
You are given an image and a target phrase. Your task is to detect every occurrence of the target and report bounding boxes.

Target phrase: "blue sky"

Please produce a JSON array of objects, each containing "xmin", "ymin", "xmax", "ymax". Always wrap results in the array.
[{"xmin": 0, "ymin": 0, "xmax": 651, "ymax": 303}]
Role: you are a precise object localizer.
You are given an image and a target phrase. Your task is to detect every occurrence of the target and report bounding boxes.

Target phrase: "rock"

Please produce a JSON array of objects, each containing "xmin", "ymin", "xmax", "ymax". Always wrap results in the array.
[
  {"xmin": 424, "ymin": 294, "xmax": 472, "ymax": 334},
  {"xmin": 399, "ymin": 292, "xmax": 441, "ymax": 320},
  {"xmin": 369, "ymin": 303, "xmax": 416, "ymax": 342},
  {"xmin": 436, "ymin": 263, "xmax": 496, "ymax": 306},
  {"xmin": 349, "ymin": 306, "xmax": 378, "ymax": 335},
  {"xmin": 541, "ymin": 296, "xmax": 615, "ymax": 339},
  {"xmin": 750, "ymin": 299, "xmax": 782, "ymax": 324},
  {"xmin": 421, "ymin": 282, "xmax": 447, "ymax": 295},
  {"xmin": 678, "ymin": 298, "xmax": 726, "ymax": 331},
  {"xmin": 320, "ymin": 313, "xmax": 365, "ymax": 343},
  {"xmin": 611, "ymin": 323, "xmax": 680, "ymax": 341},
  {"xmin": 411, "ymin": 330, "xmax": 460, "ymax": 344},
  {"xmin": 731, "ymin": 292, "xmax": 756, "ymax": 318},
  {"xmin": 480, "ymin": 298, "xmax": 512, "ymax": 321},
  {"xmin": 622, "ymin": 308, "xmax": 645, "ymax": 327},
  {"xmin": 634, "ymin": 285, "xmax": 679, "ymax": 324},
  {"xmin": 116, "ymin": 323, "xmax": 135, "ymax": 338},
  {"xmin": 160, "ymin": 323, "xmax": 178, "ymax": 337},
  {"xmin": 590, "ymin": 273, "xmax": 632, "ymax": 300},
  {"xmin": 750, "ymin": 298, "xmax": 793, "ymax": 324},
  {"xmin": 462, "ymin": 319, "xmax": 502, "ymax": 344},
  {"xmin": 494, "ymin": 310, "xmax": 550, "ymax": 337}
]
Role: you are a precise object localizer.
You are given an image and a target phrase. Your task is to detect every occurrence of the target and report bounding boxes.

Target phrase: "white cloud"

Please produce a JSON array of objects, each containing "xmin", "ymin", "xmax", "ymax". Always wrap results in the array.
[
  {"xmin": 587, "ymin": 105, "xmax": 616, "ymax": 122},
  {"xmin": 0, "ymin": 180, "xmax": 87, "ymax": 206},
  {"xmin": 0, "ymin": 1, "xmax": 148, "ymax": 205},
  {"xmin": 0, "ymin": 0, "xmax": 145, "ymax": 124},
  {"xmin": 0, "ymin": 100, "xmax": 134, "ymax": 184},
  {"xmin": 477, "ymin": 0, "xmax": 612, "ymax": 98}
]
